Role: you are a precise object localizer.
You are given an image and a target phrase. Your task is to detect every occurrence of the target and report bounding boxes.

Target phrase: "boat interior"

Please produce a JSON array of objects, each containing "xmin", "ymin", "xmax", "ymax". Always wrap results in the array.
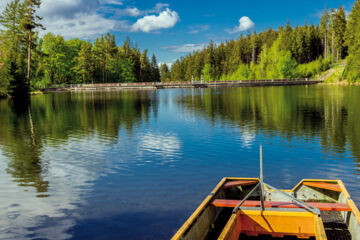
[{"xmin": 172, "ymin": 178, "xmax": 360, "ymax": 240}]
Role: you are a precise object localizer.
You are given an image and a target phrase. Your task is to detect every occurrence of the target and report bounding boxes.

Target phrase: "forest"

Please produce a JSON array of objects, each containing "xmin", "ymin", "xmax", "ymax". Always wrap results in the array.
[
  {"xmin": 0, "ymin": 0, "xmax": 160, "ymax": 98},
  {"xmin": 168, "ymin": 1, "xmax": 360, "ymax": 84},
  {"xmin": 0, "ymin": 0, "xmax": 360, "ymax": 98}
]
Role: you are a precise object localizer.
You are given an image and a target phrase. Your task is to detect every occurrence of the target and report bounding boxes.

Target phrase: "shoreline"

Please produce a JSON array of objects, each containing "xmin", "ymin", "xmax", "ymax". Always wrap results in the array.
[
  {"xmin": 42, "ymin": 79, "xmax": 322, "ymax": 93},
  {"xmin": 320, "ymin": 81, "xmax": 360, "ymax": 86}
]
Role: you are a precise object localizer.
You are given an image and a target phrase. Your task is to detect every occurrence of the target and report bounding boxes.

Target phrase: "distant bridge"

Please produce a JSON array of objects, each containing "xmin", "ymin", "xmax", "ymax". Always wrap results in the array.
[{"xmin": 44, "ymin": 79, "xmax": 323, "ymax": 92}]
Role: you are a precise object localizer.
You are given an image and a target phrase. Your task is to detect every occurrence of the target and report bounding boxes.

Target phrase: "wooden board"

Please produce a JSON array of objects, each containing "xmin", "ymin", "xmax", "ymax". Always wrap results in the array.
[
  {"xmin": 211, "ymin": 199, "xmax": 352, "ymax": 212},
  {"xmin": 223, "ymin": 180, "xmax": 258, "ymax": 189},
  {"xmin": 303, "ymin": 182, "xmax": 342, "ymax": 192}
]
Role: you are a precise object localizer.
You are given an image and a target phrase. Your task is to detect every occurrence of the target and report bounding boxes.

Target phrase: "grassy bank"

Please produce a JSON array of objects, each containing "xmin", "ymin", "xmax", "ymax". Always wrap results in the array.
[
  {"xmin": 30, "ymin": 90, "xmax": 43, "ymax": 96},
  {"xmin": 316, "ymin": 62, "xmax": 346, "ymax": 83}
]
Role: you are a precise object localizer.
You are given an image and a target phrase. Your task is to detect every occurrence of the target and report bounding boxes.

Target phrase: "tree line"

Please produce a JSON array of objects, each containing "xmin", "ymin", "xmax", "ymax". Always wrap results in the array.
[
  {"xmin": 165, "ymin": 5, "xmax": 351, "ymax": 82},
  {"xmin": 1, "ymin": 0, "xmax": 360, "ymax": 98},
  {"xmin": 164, "ymin": 2, "xmax": 360, "ymax": 83},
  {"xmin": 0, "ymin": 0, "xmax": 160, "ymax": 98}
]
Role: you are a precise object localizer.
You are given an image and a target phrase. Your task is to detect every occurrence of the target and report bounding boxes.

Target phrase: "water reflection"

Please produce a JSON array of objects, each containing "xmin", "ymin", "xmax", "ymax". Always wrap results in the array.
[
  {"xmin": 0, "ymin": 86, "xmax": 359, "ymax": 239},
  {"xmin": 0, "ymin": 90, "xmax": 158, "ymax": 239},
  {"xmin": 177, "ymin": 86, "xmax": 360, "ymax": 161},
  {"xmin": 138, "ymin": 132, "xmax": 182, "ymax": 158}
]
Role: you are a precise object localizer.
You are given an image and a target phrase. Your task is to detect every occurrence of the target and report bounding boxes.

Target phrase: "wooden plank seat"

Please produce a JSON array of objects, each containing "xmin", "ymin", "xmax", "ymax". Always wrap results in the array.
[
  {"xmin": 303, "ymin": 182, "xmax": 342, "ymax": 192},
  {"xmin": 223, "ymin": 180, "xmax": 258, "ymax": 189},
  {"xmin": 211, "ymin": 199, "xmax": 352, "ymax": 212}
]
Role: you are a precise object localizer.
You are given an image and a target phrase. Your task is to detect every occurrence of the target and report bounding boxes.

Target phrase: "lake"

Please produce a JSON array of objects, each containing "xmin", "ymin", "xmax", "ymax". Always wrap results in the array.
[{"xmin": 0, "ymin": 85, "xmax": 359, "ymax": 239}]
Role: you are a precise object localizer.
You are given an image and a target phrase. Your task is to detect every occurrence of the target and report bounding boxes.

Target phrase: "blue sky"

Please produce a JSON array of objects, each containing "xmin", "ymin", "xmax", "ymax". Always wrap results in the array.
[{"xmin": 0, "ymin": 0, "xmax": 355, "ymax": 64}]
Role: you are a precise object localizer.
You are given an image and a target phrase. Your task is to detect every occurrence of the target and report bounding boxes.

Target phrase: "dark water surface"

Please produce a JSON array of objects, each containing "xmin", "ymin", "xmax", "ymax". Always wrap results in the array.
[{"xmin": 0, "ymin": 85, "xmax": 359, "ymax": 239}]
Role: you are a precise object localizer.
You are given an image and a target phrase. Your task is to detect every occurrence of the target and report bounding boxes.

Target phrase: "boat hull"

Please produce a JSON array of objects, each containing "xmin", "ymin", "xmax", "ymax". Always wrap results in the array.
[{"xmin": 172, "ymin": 178, "xmax": 360, "ymax": 240}]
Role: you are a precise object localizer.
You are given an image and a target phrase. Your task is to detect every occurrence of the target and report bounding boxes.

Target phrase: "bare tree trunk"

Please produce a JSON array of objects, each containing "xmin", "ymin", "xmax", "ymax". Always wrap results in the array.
[
  {"xmin": 331, "ymin": 31, "xmax": 334, "ymax": 65},
  {"xmin": 324, "ymin": 30, "xmax": 327, "ymax": 59},
  {"xmin": 252, "ymin": 42, "xmax": 255, "ymax": 64}
]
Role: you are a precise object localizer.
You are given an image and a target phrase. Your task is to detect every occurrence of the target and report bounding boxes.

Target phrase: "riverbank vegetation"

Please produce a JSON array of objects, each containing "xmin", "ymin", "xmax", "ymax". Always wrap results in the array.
[
  {"xmin": 1, "ymin": 0, "xmax": 360, "ymax": 98},
  {"xmin": 167, "ymin": 5, "xmax": 350, "ymax": 82},
  {"xmin": 166, "ymin": 1, "xmax": 360, "ymax": 83},
  {"xmin": 0, "ymin": 0, "xmax": 160, "ymax": 98}
]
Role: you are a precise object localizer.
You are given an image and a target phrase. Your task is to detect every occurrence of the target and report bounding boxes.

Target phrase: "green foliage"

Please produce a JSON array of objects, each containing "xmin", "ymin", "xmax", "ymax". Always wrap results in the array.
[
  {"xmin": 160, "ymin": 63, "xmax": 170, "ymax": 82},
  {"xmin": 170, "ymin": 60, "xmax": 184, "ymax": 82},
  {"xmin": 170, "ymin": 18, "xmax": 328, "ymax": 81},
  {"xmin": 278, "ymin": 51, "xmax": 298, "ymax": 78},
  {"xmin": 345, "ymin": 0, "xmax": 360, "ymax": 82},
  {"xmin": 119, "ymin": 58, "xmax": 136, "ymax": 83},
  {"xmin": 150, "ymin": 54, "xmax": 160, "ymax": 82},
  {"xmin": 73, "ymin": 41, "xmax": 94, "ymax": 84},
  {"xmin": 0, "ymin": 0, "xmax": 28, "ymax": 97},
  {"xmin": 221, "ymin": 64, "xmax": 249, "ymax": 80},
  {"xmin": 41, "ymin": 33, "xmax": 68, "ymax": 84},
  {"xmin": 345, "ymin": 50, "xmax": 360, "ymax": 82},
  {"xmin": 6, "ymin": 56, "xmax": 28, "ymax": 98},
  {"xmin": 202, "ymin": 64, "xmax": 212, "ymax": 81},
  {"xmin": 297, "ymin": 57, "xmax": 331, "ymax": 78},
  {"xmin": 333, "ymin": 6, "xmax": 347, "ymax": 60}
]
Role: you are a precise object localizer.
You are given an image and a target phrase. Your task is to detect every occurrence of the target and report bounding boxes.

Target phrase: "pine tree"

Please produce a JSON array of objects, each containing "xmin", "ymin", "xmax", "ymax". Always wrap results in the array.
[
  {"xmin": 74, "ymin": 42, "xmax": 94, "ymax": 84},
  {"xmin": 160, "ymin": 63, "xmax": 170, "ymax": 82},
  {"xmin": 345, "ymin": 0, "xmax": 360, "ymax": 53},
  {"xmin": 0, "ymin": 0, "xmax": 28, "ymax": 97},
  {"xmin": 104, "ymin": 33, "xmax": 117, "ymax": 83},
  {"xmin": 150, "ymin": 54, "xmax": 160, "ymax": 82},
  {"xmin": 119, "ymin": 57, "xmax": 135, "ymax": 83},
  {"xmin": 320, "ymin": 6, "xmax": 330, "ymax": 59},
  {"xmin": 329, "ymin": 8, "xmax": 337, "ymax": 65},
  {"xmin": 345, "ymin": 0, "xmax": 360, "ymax": 81},
  {"xmin": 21, "ymin": 0, "xmax": 44, "ymax": 85},
  {"xmin": 93, "ymin": 36, "xmax": 106, "ymax": 83},
  {"xmin": 332, "ymin": 6, "xmax": 347, "ymax": 62},
  {"xmin": 140, "ymin": 49, "xmax": 150, "ymax": 82},
  {"xmin": 41, "ymin": 33, "xmax": 68, "ymax": 85}
]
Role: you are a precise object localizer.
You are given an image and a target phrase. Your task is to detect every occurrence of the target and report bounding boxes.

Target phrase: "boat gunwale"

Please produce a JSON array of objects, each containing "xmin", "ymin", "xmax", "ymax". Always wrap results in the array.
[
  {"xmin": 171, "ymin": 178, "xmax": 360, "ymax": 240},
  {"xmin": 171, "ymin": 177, "xmax": 229, "ymax": 240}
]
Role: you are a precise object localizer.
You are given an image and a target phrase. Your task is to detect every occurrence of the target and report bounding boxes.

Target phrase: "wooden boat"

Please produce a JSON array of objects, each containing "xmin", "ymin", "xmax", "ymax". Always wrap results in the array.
[
  {"xmin": 172, "ymin": 148, "xmax": 360, "ymax": 240},
  {"xmin": 172, "ymin": 178, "xmax": 360, "ymax": 240}
]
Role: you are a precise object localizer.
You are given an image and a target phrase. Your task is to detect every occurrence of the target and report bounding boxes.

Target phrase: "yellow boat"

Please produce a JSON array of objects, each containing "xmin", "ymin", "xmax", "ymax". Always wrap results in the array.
[{"xmin": 172, "ymin": 147, "xmax": 360, "ymax": 240}]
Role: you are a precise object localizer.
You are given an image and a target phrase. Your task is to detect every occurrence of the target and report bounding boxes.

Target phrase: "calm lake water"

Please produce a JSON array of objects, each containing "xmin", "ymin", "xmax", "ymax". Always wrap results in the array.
[{"xmin": 0, "ymin": 85, "xmax": 359, "ymax": 239}]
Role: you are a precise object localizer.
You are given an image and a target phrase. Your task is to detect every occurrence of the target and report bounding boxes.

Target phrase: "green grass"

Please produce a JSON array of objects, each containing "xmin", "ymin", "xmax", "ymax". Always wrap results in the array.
[
  {"xmin": 316, "ymin": 61, "xmax": 346, "ymax": 83},
  {"xmin": 30, "ymin": 90, "xmax": 43, "ymax": 95}
]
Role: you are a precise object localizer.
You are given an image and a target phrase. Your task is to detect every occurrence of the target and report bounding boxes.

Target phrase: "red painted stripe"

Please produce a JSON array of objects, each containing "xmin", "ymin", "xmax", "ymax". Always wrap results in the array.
[
  {"xmin": 211, "ymin": 200, "xmax": 351, "ymax": 211},
  {"xmin": 303, "ymin": 182, "xmax": 342, "ymax": 192}
]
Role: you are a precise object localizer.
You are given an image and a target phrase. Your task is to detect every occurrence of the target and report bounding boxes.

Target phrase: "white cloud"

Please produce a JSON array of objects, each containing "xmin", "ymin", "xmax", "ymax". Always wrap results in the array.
[
  {"xmin": 100, "ymin": 0, "xmax": 123, "ymax": 6},
  {"xmin": 162, "ymin": 43, "xmax": 207, "ymax": 53},
  {"xmin": 153, "ymin": 3, "xmax": 170, "ymax": 13},
  {"xmin": 38, "ymin": 0, "xmax": 99, "ymax": 19},
  {"xmin": 37, "ymin": 0, "xmax": 119, "ymax": 38},
  {"xmin": 43, "ymin": 13, "xmax": 117, "ymax": 39},
  {"xmin": 0, "ymin": 0, "xmax": 179, "ymax": 38},
  {"xmin": 131, "ymin": 8, "xmax": 179, "ymax": 33},
  {"xmin": 229, "ymin": 16, "xmax": 255, "ymax": 33},
  {"xmin": 189, "ymin": 25, "xmax": 210, "ymax": 34},
  {"xmin": 117, "ymin": 7, "xmax": 143, "ymax": 17}
]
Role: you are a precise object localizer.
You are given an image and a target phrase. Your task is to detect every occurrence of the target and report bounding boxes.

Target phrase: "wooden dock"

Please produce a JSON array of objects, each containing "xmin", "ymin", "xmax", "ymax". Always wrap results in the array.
[{"xmin": 43, "ymin": 79, "xmax": 322, "ymax": 92}]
